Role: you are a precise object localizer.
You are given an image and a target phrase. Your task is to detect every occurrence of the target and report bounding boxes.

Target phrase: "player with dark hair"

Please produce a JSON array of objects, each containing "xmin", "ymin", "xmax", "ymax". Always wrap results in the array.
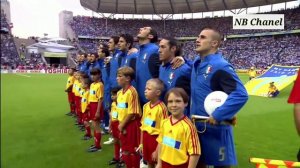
[
  {"xmin": 136, "ymin": 27, "xmax": 160, "ymax": 105},
  {"xmin": 158, "ymin": 37, "xmax": 191, "ymax": 101},
  {"xmin": 98, "ymin": 43, "xmax": 113, "ymax": 138},
  {"xmin": 108, "ymin": 36, "xmax": 122, "ymax": 88},
  {"xmin": 136, "ymin": 27, "xmax": 185, "ymax": 106},
  {"xmin": 118, "ymin": 33, "xmax": 138, "ymax": 70}
]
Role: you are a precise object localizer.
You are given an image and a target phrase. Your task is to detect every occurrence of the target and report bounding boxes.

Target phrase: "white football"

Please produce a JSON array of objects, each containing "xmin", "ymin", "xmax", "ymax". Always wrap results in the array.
[{"xmin": 204, "ymin": 91, "xmax": 228, "ymax": 116}]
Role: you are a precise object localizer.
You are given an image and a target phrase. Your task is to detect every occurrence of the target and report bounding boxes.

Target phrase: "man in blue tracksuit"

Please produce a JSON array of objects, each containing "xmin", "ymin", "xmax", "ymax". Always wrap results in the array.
[
  {"xmin": 98, "ymin": 43, "xmax": 111, "ymax": 130},
  {"xmin": 158, "ymin": 37, "xmax": 191, "ymax": 115},
  {"xmin": 118, "ymin": 33, "xmax": 138, "ymax": 87},
  {"xmin": 191, "ymin": 27, "xmax": 248, "ymax": 168},
  {"xmin": 135, "ymin": 27, "xmax": 160, "ymax": 105},
  {"xmin": 136, "ymin": 27, "xmax": 186, "ymax": 106},
  {"xmin": 77, "ymin": 53, "xmax": 89, "ymax": 75},
  {"xmin": 87, "ymin": 53, "xmax": 101, "ymax": 78},
  {"xmin": 118, "ymin": 34, "xmax": 137, "ymax": 68},
  {"xmin": 108, "ymin": 36, "xmax": 122, "ymax": 89}
]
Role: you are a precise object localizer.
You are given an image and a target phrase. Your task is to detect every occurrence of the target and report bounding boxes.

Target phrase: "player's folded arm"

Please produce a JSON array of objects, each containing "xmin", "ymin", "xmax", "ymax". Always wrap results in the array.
[{"xmin": 210, "ymin": 69, "xmax": 248, "ymax": 122}]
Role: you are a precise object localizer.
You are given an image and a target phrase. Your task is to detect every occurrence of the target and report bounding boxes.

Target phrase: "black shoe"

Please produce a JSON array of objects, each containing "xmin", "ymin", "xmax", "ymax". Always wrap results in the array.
[
  {"xmin": 87, "ymin": 146, "xmax": 101, "ymax": 152},
  {"xmin": 82, "ymin": 135, "xmax": 92, "ymax": 140},
  {"xmin": 65, "ymin": 112, "xmax": 73, "ymax": 116},
  {"xmin": 89, "ymin": 144, "xmax": 95, "ymax": 149},
  {"xmin": 108, "ymin": 158, "xmax": 119, "ymax": 165},
  {"xmin": 79, "ymin": 127, "xmax": 85, "ymax": 131},
  {"xmin": 116, "ymin": 161, "xmax": 124, "ymax": 168},
  {"xmin": 75, "ymin": 122, "xmax": 84, "ymax": 126}
]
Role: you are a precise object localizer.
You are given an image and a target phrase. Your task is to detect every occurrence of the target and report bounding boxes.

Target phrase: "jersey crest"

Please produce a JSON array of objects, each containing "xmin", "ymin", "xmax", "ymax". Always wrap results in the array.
[
  {"xmin": 142, "ymin": 53, "xmax": 147, "ymax": 63},
  {"xmin": 204, "ymin": 65, "xmax": 212, "ymax": 79}
]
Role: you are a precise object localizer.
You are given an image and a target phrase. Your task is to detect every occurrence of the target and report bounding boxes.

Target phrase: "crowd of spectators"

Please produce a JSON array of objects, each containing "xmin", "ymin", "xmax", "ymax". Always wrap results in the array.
[
  {"xmin": 23, "ymin": 52, "xmax": 45, "ymax": 68},
  {"xmin": 1, "ymin": 11, "xmax": 50, "ymax": 70},
  {"xmin": 1, "ymin": 7, "xmax": 299, "ymax": 70},
  {"xmin": 74, "ymin": 34, "xmax": 299, "ymax": 69},
  {"xmin": 183, "ymin": 34, "xmax": 300, "ymax": 69},
  {"xmin": 69, "ymin": 7, "xmax": 299, "ymax": 69},
  {"xmin": 69, "ymin": 7, "xmax": 300, "ymax": 37},
  {"xmin": 77, "ymin": 39, "xmax": 99, "ymax": 53},
  {"xmin": 220, "ymin": 35, "xmax": 300, "ymax": 68},
  {"xmin": 1, "ymin": 11, "xmax": 20, "ymax": 69}
]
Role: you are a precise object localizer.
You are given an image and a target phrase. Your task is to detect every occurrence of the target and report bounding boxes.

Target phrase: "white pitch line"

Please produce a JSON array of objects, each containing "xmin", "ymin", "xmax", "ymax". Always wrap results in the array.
[{"xmin": 15, "ymin": 74, "xmax": 31, "ymax": 77}]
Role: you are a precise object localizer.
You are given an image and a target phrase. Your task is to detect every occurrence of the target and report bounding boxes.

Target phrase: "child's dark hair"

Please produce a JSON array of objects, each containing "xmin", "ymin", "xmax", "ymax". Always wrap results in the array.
[
  {"xmin": 70, "ymin": 67, "xmax": 77, "ymax": 72},
  {"xmin": 78, "ymin": 71, "xmax": 86, "ymax": 77},
  {"xmin": 164, "ymin": 87, "xmax": 189, "ymax": 104},
  {"xmin": 81, "ymin": 73, "xmax": 89, "ymax": 79},
  {"xmin": 82, "ymin": 77, "xmax": 92, "ymax": 87},
  {"xmin": 111, "ymin": 87, "xmax": 121, "ymax": 95},
  {"xmin": 90, "ymin": 68, "xmax": 102, "ymax": 77}
]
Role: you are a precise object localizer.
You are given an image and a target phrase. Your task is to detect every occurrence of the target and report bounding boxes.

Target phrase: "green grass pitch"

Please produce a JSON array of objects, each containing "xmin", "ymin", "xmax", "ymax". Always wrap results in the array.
[{"xmin": 1, "ymin": 73, "xmax": 299, "ymax": 168}]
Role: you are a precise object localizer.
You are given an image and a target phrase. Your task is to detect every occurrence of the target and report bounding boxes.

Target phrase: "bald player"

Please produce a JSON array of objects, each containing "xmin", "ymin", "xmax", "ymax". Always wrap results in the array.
[{"xmin": 190, "ymin": 27, "xmax": 248, "ymax": 168}]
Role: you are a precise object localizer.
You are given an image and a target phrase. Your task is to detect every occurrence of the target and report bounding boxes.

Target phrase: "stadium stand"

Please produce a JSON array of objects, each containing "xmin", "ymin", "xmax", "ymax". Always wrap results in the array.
[
  {"xmin": 1, "ymin": 10, "xmax": 54, "ymax": 70},
  {"xmin": 1, "ymin": 6, "xmax": 299, "ymax": 70},
  {"xmin": 1, "ymin": 10, "xmax": 20, "ymax": 69},
  {"xmin": 69, "ymin": 8, "xmax": 299, "ymax": 37},
  {"xmin": 14, "ymin": 37, "xmax": 36, "ymax": 57},
  {"xmin": 68, "ymin": 7, "xmax": 300, "ymax": 69},
  {"xmin": 221, "ymin": 35, "xmax": 300, "ymax": 69}
]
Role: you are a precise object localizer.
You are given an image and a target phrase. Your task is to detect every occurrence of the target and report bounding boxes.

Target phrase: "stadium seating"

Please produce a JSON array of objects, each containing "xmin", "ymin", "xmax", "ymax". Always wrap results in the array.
[
  {"xmin": 1, "ymin": 11, "xmax": 20, "ymax": 69},
  {"xmin": 1, "ymin": 10, "xmax": 48, "ymax": 70},
  {"xmin": 68, "ymin": 7, "xmax": 300, "ymax": 68},
  {"xmin": 69, "ymin": 8, "xmax": 299, "ymax": 37},
  {"xmin": 1, "ymin": 7, "xmax": 299, "ymax": 70}
]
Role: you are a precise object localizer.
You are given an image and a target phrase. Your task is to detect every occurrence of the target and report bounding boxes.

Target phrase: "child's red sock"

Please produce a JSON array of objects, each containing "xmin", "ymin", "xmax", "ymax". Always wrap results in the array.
[
  {"xmin": 94, "ymin": 132, "xmax": 102, "ymax": 148},
  {"xmin": 85, "ymin": 126, "xmax": 91, "ymax": 137},
  {"xmin": 114, "ymin": 142, "xmax": 120, "ymax": 160}
]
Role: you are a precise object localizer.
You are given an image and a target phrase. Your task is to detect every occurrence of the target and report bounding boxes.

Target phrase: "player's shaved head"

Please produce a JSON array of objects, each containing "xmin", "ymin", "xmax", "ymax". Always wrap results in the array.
[{"xmin": 202, "ymin": 27, "xmax": 222, "ymax": 47}]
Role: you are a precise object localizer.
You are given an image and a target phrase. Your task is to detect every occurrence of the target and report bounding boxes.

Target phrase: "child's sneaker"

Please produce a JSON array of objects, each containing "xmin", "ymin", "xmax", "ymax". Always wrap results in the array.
[
  {"xmin": 103, "ymin": 137, "xmax": 114, "ymax": 145},
  {"xmin": 81, "ymin": 135, "xmax": 92, "ymax": 140},
  {"xmin": 87, "ymin": 146, "xmax": 102, "ymax": 152},
  {"xmin": 108, "ymin": 158, "xmax": 119, "ymax": 165}
]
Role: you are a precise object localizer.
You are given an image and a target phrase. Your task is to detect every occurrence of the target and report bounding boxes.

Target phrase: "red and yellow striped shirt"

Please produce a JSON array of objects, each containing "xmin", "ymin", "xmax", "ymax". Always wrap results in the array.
[
  {"xmin": 157, "ymin": 116, "xmax": 201, "ymax": 165},
  {"xmin": 116, "ymin": 85, "xmax": 141, "ymax": 122},
  {"xmin": 65, "ymin": 75, "xmax": 74, "ymax": 90},
  {"xmin": 140, "ymin": 101, "xmax": 168, "ymax": 135},
  {"xmin": 88, "ymin": 81, "xmax": 104, "ymax": 103}
]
